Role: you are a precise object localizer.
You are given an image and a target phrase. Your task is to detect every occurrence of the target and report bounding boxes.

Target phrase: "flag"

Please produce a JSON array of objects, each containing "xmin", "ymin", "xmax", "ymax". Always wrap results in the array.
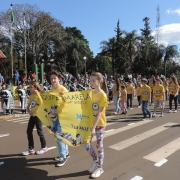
[{"xmin": 10, "ymin": 6, "xmax": 14, "ymax": 23}]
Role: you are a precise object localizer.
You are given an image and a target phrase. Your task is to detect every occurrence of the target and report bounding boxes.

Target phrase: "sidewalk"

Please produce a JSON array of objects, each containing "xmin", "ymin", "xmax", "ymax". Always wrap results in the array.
[{"xmin": 0, "ymin": 100, "xmax": 28, "ymax": 120}]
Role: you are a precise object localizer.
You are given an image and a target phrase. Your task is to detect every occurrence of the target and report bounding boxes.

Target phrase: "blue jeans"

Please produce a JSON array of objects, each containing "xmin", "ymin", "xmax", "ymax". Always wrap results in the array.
[
  {"xmin": 57, "ymin": 139, "xmax": 68, "ymax": 158},
  {"xmin": 113, "ymin": 95, "xmax": 120, "ymax": 112},
  {"xmin": 142, "ymin": 101, "xmax": 151, "ymax": 118},
  {"xmin": 127, "ymin": 94, "xmax": 133, "ymax": 108}
]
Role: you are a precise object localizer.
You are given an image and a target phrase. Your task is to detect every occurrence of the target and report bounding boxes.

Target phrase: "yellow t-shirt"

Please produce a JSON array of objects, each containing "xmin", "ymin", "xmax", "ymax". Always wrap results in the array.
[
  {"xmin": 148, "ymin": 80, "xmax": 154, "ymax": 91},
  {"xmin": 28, "ymin": 92, "xmax": 43, "ymax": 115},
  {"xmin": 126, "ymin": 85, "xmax": 134, "ymax": 94},
  {"xmin": 112, "ymin": 84, "xmax": 120, "ymax": 96},
  {"xmin": 92, "ymin": 89, "xmax": 108, "ymax": 126},
  {"xmin": 168, "ymin": 82, "xmax": 179, "ymax": 95},
  {"xmin": 153, "ymin": 85, "xmax": 165, "ymax": 101},
  {"xmin": 140, "ymin": 85, "xmax": 151, "ymax": 101},
  {"xmin": 50, "ymin": 85, "xmax": 68, "ymax": 94},
  {"xmin": 136, "ymin": 87, "xmax": 141, "ymax": 96},
  {"xmin": 120, "ymin": 89, "xmax": 127, "ymax": 100}
]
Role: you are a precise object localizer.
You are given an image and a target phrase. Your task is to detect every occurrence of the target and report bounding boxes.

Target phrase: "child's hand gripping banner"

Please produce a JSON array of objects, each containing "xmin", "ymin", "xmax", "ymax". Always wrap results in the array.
[{"xmin": 33, "ymin": 90, "xmax": 93, "ymax": 147}]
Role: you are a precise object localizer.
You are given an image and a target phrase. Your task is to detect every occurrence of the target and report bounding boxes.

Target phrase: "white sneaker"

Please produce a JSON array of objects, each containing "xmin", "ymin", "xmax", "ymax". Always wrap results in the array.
[
  {"xmin": 91, "ymin": 168, "xmax": 104, "ymax": 178},
  {"xmin": 138, "ymin": 106, "xmax": 141, "ymax": 108},
  {"xmin": 22, "ymin": 149, "xmax": 35, "ymax": 156},
  {"xmin": 36, "ymin": 147, "xmax": 48, "ymax": 155},
  {"xmin": 88, "ymin": 160, "xmax": 98, "ymax": 173}
]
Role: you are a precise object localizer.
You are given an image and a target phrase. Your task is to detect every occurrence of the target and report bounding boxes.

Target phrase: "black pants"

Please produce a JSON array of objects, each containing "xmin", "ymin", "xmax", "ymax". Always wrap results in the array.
[
  {"xmin": 127, "ymin": 94, "xmax": 133, "ymax": 108},
  {"xmin": 137, "ymin": 96, "xmax": 141, "ymax": 106},
  {"xmin": 26, "ymin": 116, "xmax": 46, "ymax": 149},
  {"xmin": 169, "ymin": 94, "xmax": 178, "ymax": 110}
]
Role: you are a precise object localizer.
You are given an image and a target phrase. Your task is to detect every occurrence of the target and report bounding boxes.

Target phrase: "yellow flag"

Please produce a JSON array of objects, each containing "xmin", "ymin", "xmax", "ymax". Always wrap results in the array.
[{"xmin": 34, "ymin": 90, "xmax": 93, "ymax": 147}]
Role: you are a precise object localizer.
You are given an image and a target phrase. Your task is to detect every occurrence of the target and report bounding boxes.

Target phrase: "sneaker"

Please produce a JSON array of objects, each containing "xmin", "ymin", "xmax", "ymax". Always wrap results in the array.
[
  {"xmin": 159, "ymin": 113, "xmax": 164, "ymax": 117},
  {"xmin": 55, "ymin": 154, "xmax": 70, "ymax": 161},
  {"xmin": 169, "ymin": 110, "xmax": 173, "ymax": 113},
  {"xmin": 22, "ymin": 149, "xmax": 35, "ymax": 156},
  {"xmin": 91, "ymin": 168, "xmax": 104, "ymax": 178},
  {"xmin": 121, "ymin": 112, "xmax": 125, "ymax": 115},
  {"xmin": 130, "ymin": 108, "xmax": 133, "ymax": 110},
  {"xmin": 152, "ymin": 113, "xmax": 156, "ymax": 118},
  {"xmin": 56, "ymin": 157, "xmax": 68, "ymax": 167},
  {"xmin": 36, "ymin": 147, "xmax": 48, "ymax": 155},
  {"xmin": 174, "ymin": 110, "xmax": 177, "ymax": 113},
  {"xmin": 142, "ymin": 118, "xmax": 147, "ymax": 121},
  {"xmin": 149, "ymin": 113, "xmax": 152, "ymax": 119},
  {"xmin": 88, "ymin": 160, "xmax": 98, "ymax": 173},
  {"xmin": 113, "ymin": 112, "xmax": 117, "ymax": 115},
  {"xmin": 138, "ymin": 106, "xmax": 141, "ymax": 108}
]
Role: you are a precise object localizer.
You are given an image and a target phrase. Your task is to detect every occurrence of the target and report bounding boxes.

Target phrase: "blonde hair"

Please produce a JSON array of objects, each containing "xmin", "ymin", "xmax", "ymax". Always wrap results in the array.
[{"xmin": 91, "ymin": 72, "xmax": 108, "ymax": 94}]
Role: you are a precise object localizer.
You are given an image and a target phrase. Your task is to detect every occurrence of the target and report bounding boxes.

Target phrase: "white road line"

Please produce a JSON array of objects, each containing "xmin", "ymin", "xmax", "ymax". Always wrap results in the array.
[
  {"xmin": 109, "ymin": 123, "xmax": 178, "ymax": 151},
  {"xmin": 130, "ymin": 176, "xmax": 143, "ymax": 180},
  {"xmin": 0, "ymin": 133, "xmax": 9, "ymax": 138},
  {"xmin": 154, "ymin": 159, "xmax": 168, "ymax": 167},
  {"xmin": 12, "ymin": 119, "xmax": 29, "ymax": 122},
  {"xmin": 20, "ymin": 122, "xmax": 28, "ymax": 124},
  {"xmin": 105, "ymin": 129, "xmax": 114, "ymax": 133},
  {"xmin": 7, "ymin": 117, "xmax": 29, "ymax": 121},
  {"xmin": 0, "ymin": 162, "xmax": 4, "ymax": 165},
  {"xmin": 47, "ymin": 146, "xmax": 57, "ymax": 151},
  {"xmin": 92, "ymin": 120, "xmax": 153, "ymax": 142},
  {"xmin": 128, "ymin": 123, "xmax": 135, "ymax": 126},
  {"xmin": 106, "ymin": 116, "xmax": 115, "ymax": 119},
  {"xmin": 144, "ymin": 137, "xmax": 180, "ymax": 162}
]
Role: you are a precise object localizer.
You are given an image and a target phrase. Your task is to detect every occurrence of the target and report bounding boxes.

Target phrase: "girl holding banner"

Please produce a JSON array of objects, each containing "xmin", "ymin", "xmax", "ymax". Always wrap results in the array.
[
  {"xmin": 84, "ymin": 72, "xmax": 108, "ymax": 178},
  {"xmin": 48, "ymin": 70, "xmax": 70, "ymax": 167},
  {"xmin": 22, "ymin": 81, "xmax": 47, "ymax": 156}
]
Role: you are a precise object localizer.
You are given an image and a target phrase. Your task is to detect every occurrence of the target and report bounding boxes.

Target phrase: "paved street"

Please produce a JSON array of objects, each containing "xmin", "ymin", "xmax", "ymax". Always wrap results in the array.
[{"xmin": 1, "ymin": 101, "xmax": 180, "ymax": 180}]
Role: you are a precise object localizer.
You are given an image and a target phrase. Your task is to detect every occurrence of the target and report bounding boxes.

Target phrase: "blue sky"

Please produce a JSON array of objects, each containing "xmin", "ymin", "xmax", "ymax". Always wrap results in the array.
[{"xmin": 1, "ymin": 0, "xmax": 180, "ymax": 56}]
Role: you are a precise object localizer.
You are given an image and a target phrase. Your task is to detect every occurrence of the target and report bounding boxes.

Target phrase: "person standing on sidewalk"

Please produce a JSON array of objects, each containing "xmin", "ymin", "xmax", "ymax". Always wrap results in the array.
[
  {"xmin": 48, "ymin": 70, "xmax": 70, "ymax": 167},
  {"xmin": 22, "ymin": 81, "xmax": 47, "ymax": 156},
  {"xmin": 152, "ymin": 78, "xmax": 165, "ymax": 117},
  {"xmin": 141, "ymin": 78, "xmax": 152, "ymax": 120}
]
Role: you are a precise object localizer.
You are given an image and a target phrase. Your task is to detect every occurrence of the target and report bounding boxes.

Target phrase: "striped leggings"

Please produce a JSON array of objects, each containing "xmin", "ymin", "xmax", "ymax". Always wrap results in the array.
[{"xmin": 84, "ymin": 126, "xmax": 105, "ymax": 168}]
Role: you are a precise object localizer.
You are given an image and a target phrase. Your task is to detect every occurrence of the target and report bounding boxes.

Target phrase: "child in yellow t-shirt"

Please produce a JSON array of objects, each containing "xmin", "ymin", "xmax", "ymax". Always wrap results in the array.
[
  {"xmin": 126, "ymin": 80, "xmax": 134, "ymax": 109},
  {"xmin": 84, "ymin": 72, "xmax": 108, "ymax": 178},
  {"xmin": 141, "ymin": 78, "xmax": 152, "ymax": 120},
  {"xmin": 22, "ymin": 81, "xmax": 47, "ymax": 156},
  {"xmin": 120, "ymin": 85, "xmax": 127, "ymax": 114}
]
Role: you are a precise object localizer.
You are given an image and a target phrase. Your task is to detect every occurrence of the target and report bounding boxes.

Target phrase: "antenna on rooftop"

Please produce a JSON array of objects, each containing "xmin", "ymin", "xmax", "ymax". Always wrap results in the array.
[{"xmin": 156, "ymin": 5, "xmax": 163, "ymax": 46}]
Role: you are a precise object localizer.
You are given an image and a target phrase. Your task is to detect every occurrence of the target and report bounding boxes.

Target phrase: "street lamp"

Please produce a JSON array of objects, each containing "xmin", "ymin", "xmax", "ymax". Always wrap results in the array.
[{"xmin": 83, "ymin": 56, "xmax": 87, "ymax": 75}]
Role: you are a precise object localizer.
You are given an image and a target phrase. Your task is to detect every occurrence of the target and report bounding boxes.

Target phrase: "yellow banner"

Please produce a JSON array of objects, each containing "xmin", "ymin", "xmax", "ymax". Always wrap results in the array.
[{"xmin": 34, "ymin": 90, "xmax": 93, "ymax": 147}]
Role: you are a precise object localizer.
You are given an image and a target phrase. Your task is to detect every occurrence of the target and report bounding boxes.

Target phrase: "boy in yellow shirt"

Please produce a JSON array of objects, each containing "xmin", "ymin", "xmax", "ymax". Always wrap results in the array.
[
  {"xmin": 152, "ymin": 79, "xmax": 165, "ymax": 117},
  {"xmin": 140, "ymin": 78, "xmax": 152, "ymax": 120},
  {"xmin": 126, "ymin": 80, "xmax": 134, "ymax": 109}
]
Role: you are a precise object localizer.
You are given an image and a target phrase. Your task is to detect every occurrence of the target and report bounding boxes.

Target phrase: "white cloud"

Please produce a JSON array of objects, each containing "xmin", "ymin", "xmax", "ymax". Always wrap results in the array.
[
  {"xmin": 166, "ymin": 8, "xmax": 180, "ymax": 16},
  {"xmin": 152, "ymin": 23, "xmax": 180, "ymax": 46}
]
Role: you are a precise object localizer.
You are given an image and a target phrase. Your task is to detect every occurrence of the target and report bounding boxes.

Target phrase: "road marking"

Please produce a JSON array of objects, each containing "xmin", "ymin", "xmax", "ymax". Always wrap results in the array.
[
  {"xmin": 106, "ymin": 116, "xmax": 115, "ymax": 119},
  {"xmin": 12, "ymin": 119, "xmax": 29, "ymax": 122},
  {"xmin": 105, "ymin": 129, "xmax": 114, "ymax": 133},
  {"xmin": 109, "ymin": 123, "xmax": 178, "ymax": 151},
  {"xmin": 128, "ymin": 123, "xmax": 135, "ymax": 126},
  {"xmin": 154, "ymin": 159, "xmax": 168, "ymax": 167},
  {"xmin": 130, "ymin": 176, "xmax": 143, "ymax": 180},
  {"xmin": 144, "ymin": 137, "xmax": 180, "ymax": 162},
  {"xmin": 7, "ymin": 117, "xmax": 29, "ymax": 121},
  {"xmin": 47, "ymin": 146, "xmax": 57, "ymax": 151},
  {"xmin": 20, "ymin": 122, "xmax": 28, "ymax": 124},
  {"xmin": 0, "ymin": 162, "xmax": 4, "ymax": 165},
  {"xmin": 0, "ymin": 133, "xmax": 9, "ymax": 138},
  {"xmin": 92, "ymin": 120, "xmax": 153, "ymax": 142}
]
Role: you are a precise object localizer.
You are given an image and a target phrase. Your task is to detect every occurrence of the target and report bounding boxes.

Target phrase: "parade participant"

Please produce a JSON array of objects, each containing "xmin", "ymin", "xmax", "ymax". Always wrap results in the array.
[
  {"xmin": 152, "ymin": 78, "xmax": 165, "ymax": 117},
  {"xmin": 135, "ymin": 82, "xmax": 142, "ymax": 108},
  {"xmin": 48, "ymin": 70, "xmax": 70, "ymax": 167},
  {"xmin": 120, "ymin": 85, "xmax": 127, "ymax": 114},
  {"xmin": 1, "ymin": 85, "xmax": 14, "ymax": 115},
  {"xmin": 126, "ymin": 80, "xmax": 134, "ymax": 109},
  {"xmin": 148, "ymin": 75, "xmax": 155, "ymax": 105},
  {"xmin": 162, "ymin": 78, "xmax": 168, "ymax": 101},
  {"xmin": 112, "ymin": 78, "xmax": 120, "ymax": 114},
  {"xmin": 18, "ymin": 84, "xmax": 28, "ymax": 114},
  {"xmin": 0, "ymin": 85, "xmax": 6, "ymax": 114},
  {"xmin": 178, "ymin": 79, "xmax": 180, "ymax": 105},
  {"xmin": 141, "ymin": 78, "xmax": 152, "ymax": 120},
  {"xmin": 84, "ymin": 72, "xmax": 108, "ymax": 178},
  {"xmin": 22, "ymin": 81, "xmax": 47, "ymax": 156},
  {"xmin": 168, "ymin": 76, "xmax": 179, "ymax": 113}
]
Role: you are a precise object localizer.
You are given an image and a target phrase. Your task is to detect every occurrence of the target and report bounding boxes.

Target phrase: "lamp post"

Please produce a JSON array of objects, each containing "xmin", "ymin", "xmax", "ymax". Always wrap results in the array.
[{"xmin": 83, "ymin": 56, "xmax": 87, "ymax": 75}]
